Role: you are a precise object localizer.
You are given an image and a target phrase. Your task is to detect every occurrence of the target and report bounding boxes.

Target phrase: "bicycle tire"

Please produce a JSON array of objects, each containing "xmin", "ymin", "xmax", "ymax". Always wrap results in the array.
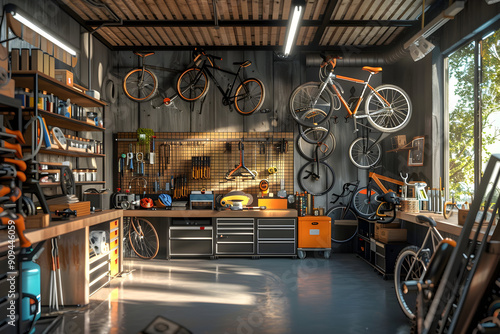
[
  {"xmin": 394, "ymin": 246, "xmax": 426, "ymax": 320},
  {"xmin": 365, "ymin": 84, "xmax": 412, "ymax": 133},
  {"xmin": 234, "ymin": 78, "xmax": 265, "ymax": 115},
  {"xmin": 123, "ymin": 68, "xmax": 158, "ymax": 102},
  {"xmin": 297, "ymin": 160, "xmax": 335, "ymax": 196},
  {"xmin": 289, "ymin": 82, "xmax": 335, "ymax": 128},
  {"xmin": 129, "ymin": 217, "xmax": 159, "ymax": 259},
  {"xmin": 443, "ymin": 203, "xmax": 455, "ymax": 219},
  {"xmin": 297, "ymin": 127, "xmax": 336, "ymax": 161},
  {"xmin": 177, "ymin": 67, "xmax": 210, "ymax": 101},
  {"xmin": 349, "ymin": 137, "xmax": 381, "ymax": 169},
  {"xmin": 326, "ymin": 206, "xmax": 358, "ymax": 243},
  {"xmin": 298, "ymin": 109, "xmax": 331, "ymax": 144},
  {"xmin": 352, "ymin": 186, "xmax": 381, "ymax": 218}
]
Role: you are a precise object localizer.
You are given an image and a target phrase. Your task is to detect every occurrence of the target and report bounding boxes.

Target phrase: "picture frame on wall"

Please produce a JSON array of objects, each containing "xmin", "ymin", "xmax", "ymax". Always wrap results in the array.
[{"xmin": 408, "ymin": 136, "xmax": 424, "ymax": 166}]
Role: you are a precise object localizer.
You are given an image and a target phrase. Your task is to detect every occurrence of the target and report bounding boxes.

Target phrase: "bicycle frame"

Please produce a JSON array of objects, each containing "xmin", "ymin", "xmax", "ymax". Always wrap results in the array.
[{"xmin": 195, "ymin": 54, "xmax": 245, "ymax": 103}]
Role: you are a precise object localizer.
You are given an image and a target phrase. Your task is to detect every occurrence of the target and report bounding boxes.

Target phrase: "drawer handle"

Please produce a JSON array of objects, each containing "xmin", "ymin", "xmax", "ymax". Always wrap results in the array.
[{"xmin": 312, "ymin": 222, "xmax": 319, "ymax": 225}]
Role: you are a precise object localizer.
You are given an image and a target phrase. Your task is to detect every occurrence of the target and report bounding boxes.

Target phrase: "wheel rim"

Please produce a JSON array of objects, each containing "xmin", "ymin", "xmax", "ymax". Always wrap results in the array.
[
  {"xmin": 327, "ymin": 206, "xmax": 358, "ymax": 243},
  {"xmin": 395, "ymin": 248, "xmax": 426, "ymax": 319},
  {"xmin": 366, "ymin": 85, "xmax": 411, "ymax": 133},
  {"xmin": 123, "ymin": 69, "xmax": 158, "ymax": 101},
  {"xmin": 349, "ymin": 137, "xmax": 381, "ymax": 169},
  {"xmin": 129, "ymin": 218, "xmax": 159, "ymax": 259},
  {"xmin": 177, "ymin": 68, "xmax": 208, "ymax": 101},
  {"xmin": 235, "ymin": 79, "xmax": 264, "ymax": 115},
  {"xmin": 352, "ymin": 187, "xmax": 380, "ymax": 217},
  {"xmin": 297, "ymin": 127, "xmax": 336, "ymax": 161},
  {"xmin": 290, "ymin": 82, "xmax": 333, "ymax": 127},
  {"xmin": 297, "ymin": 161, "xmax": 335, "ymax": 196}
]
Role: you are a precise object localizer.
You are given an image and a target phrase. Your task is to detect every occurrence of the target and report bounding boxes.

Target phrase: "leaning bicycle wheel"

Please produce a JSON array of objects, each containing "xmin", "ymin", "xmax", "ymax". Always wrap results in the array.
[
  {"xmin": 327, "ymin": 206, "xmax": 358, "ymax": 243},
  {"xmin": 129, "ymin": 217, "xmax": 159, "ymax": 259},
  {"xmin": 177, "ymin": 67, "xmax": 210, "ymax": 101},
  {"xmin": 297, "ymin": 161, "xmax": 335, "ymax": 196},
  {"xmin": 394, "ymin": 246, "xmax": 427, "ymax": 320},
  {"xmin": 365, "ymin": 84, "xmax": 412, "ymax": 133},
  {"xmin": 349, "ymin": 137, "xmax": 381, "ymax": 169},
  {"xmin": 297, "ymin": 127, "xmax": 336, "ymax": 161},
  {"xmin": 289, "ymin": 82, "xmax": 335, "ymax": 128},
  {"xmin": 352, "ymin": 186, "xmax": 381, "ymax": 218},
  {"xmin": 123, "ymin": 68, "xmax": 158, "ymax": 102},
  {"xmin": 298, "ymin": 109, "xmax": 331, "ymax": 144},
  {"xmin": 234, "ymin": 78, "xmax": 265, "ymax": 115}
]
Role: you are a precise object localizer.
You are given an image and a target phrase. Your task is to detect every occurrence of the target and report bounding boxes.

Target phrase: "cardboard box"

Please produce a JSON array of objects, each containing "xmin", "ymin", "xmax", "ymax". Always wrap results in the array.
[
  {"xmin": 49, "ymin": 201, "xmax": 91, "ymax": 217},
  {"xmin": 0, "ymin": 79, "xmax": 15, "ymax": 98},
  {"xmin": 55, "ymin": 69, "xmax": 74, "ymax": 87},
  {"xmin": 21, "ymin": 48, "xmax": 30, "ymax": 70},
  {"xmin": 10, "ymin": 48, "xmax": 20, "ymax": 72},
  {"xmin": 25, "ymin": 214, "xmax": 50, "ymax": 228},
  {"xmin": 31, "ymin": 49, "xmax": 44, "ymax": 72},
  {"xmin": 49, "ymin": 56, "xmax": 55, "ymax": 78},
  {"xmin": 257, "ymin": 198, "xmax": 288, "ymax": 210},
  {"xmin": 374, "ymin": 222, "xmax": 401, "ymax": 239},
  {"xmin": 377, "ymin": 228, "xmax": 407, "ymax": 243},
  {"xmin": 43, "ymin": 53, "xmax": 50, "ymax": 75}
]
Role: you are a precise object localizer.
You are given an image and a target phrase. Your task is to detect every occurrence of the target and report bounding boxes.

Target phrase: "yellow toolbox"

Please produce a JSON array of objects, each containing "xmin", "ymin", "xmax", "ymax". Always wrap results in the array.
[{"xmin": 297, "ymin": 216, "xmax": 331, "ymax": 259}]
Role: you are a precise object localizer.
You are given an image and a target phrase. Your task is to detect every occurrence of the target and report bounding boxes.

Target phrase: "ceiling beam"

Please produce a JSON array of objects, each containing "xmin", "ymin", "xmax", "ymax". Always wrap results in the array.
[
  {"xmin": 85, "ymin": 19, "xmax": 417, "ymax": 28},
  {"xmin": 311, "ymin": 0, "xmax": 340, "ymax": 46}
]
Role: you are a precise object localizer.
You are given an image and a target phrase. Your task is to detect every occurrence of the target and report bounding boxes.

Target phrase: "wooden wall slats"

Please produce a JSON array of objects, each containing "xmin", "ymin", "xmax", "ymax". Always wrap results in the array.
[
  {"xmin": 144, "ymin": 0, "xmax": 164, "ymax": 19},
  {"xmin": 333, "ymin": 0, "xmax": 350, "ymax": 20},
  {"xmin": 134, "ymin": 0, "xmax": 157, "ymax": 19},
  {"xmin": 171, "ymin": 27, "xmax": 189, "ymax": 46},
  {"xmin": 155, "ymin": 0, "xmax": 175, "ymax": 20},
  {"xmin": 122, "ymin": 0, "xmax": 146, "ymax": 20},
  {"xmin": 231, "ymin": 1, "xmax": 241, "ymax": 20},
  {"xmin": 177, "ymin": 1, "xmax": 195, "ymax": 20},
  {"xmin": 153, "ymin": 27, "xmax": 173, "ymax": 45},
  {"xmin": 252, "ymin": 0, "xmax": 260, "ymax": 20},
  {"xmin": 218, "ymin": 0, "xmax": 231, "ymax": 20},
  {"xmin": 241, "ymin": 0, "xmax": 250, "ymax": 20},
  {"xmin": 99, "ymin": 28, "xmax": 120, "ymax": 47},
  {"xmin": 108, "ymin": 0, "xmax": 136, "ymax": 20},
  {"xmin": 164, "ymin": 0, "xmax": 184, "ymax": 20},
  {"xmin": 344, "ymin": 0, "xmax": 363, "ymax": 20},
  {"xmin": 282, "ymin": 0, "xmax": 291, "ymax": 20},
  {"xmin": 312, "ymin": 0, "xmax": 326, "ymax": 20}
]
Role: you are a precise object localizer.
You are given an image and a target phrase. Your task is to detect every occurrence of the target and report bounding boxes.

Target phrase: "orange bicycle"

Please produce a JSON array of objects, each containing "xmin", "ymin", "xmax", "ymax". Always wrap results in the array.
[{"xmin": 289, "ymin": 55, "xmax": 412, "ymax": 132}]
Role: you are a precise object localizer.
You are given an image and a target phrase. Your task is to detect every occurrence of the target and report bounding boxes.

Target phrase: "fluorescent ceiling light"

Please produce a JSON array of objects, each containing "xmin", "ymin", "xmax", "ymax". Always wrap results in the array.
[
  {"xmin": 9, "ymin": 8, "xmax": 77, "ymax": 56},
  {"xmin": 284, "ymin": 5, "xmax": 303, "ymax": 56}
]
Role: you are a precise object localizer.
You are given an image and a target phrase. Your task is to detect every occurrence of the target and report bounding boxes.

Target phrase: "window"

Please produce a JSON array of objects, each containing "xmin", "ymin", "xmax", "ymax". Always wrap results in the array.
[{"xmin": 446, "ymin": 28, "xmax": 500, "ymax": 202}]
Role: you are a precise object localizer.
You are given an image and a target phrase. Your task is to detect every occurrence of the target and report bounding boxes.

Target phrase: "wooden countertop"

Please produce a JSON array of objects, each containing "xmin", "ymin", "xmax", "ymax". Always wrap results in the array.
[
  {"xmin": 0, "ymin": 210, "xmax": 122, "ymax": 250},
  {"xmin": 122, "ymin": 209, "xmax": 298, "ymax": 218},
  {"xmin": 396, "ymin": 210, "xmax": 495, "ymax": 239}
]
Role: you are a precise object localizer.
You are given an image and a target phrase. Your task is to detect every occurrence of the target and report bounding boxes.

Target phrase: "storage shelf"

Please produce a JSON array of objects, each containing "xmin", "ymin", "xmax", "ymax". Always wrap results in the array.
[
  {"xmin": 24, "ymin": 109, "xmax": 104, "ymax": 132},
  {"xmin": 12, "ymin": 71, "xmax": 106, "ymax": 108},
  {"xmin": 38, "ymin": 148, "xmax": 105, "ymax": 158}
]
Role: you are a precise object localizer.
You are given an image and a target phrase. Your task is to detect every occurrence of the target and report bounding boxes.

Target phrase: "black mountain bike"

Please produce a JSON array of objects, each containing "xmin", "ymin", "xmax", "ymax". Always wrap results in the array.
[{"xmin": 176, "ymin": 49, "xmax": 265, "ymax": 115}]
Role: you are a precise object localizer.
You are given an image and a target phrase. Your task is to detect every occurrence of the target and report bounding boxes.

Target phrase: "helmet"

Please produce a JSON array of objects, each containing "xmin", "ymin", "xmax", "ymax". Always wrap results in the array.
[
  {"xmin": 159, "ymin": 194, "xmax": 172, "ymax": 206},
  {"xmin": 140, "ymin": 198, "xmax": 154, "ymax": 208}
]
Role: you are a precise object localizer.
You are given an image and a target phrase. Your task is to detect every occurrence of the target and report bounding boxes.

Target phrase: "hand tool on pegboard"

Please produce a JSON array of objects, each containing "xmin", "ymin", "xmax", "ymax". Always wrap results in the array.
[
  {"xmin": 136, "ymin": 152, "xmax": 144, "ymax": 175},
  {"xmin": 127, "ymin": 144, "xmax": 134, "ymax": 170},
  {"xmin": 149, "ymin": 137, "xmax": 156, "ymax": 165}
]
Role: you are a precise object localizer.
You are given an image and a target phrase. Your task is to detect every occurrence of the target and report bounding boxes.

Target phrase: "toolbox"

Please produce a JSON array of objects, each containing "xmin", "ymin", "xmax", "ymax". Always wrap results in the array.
[
  {"xmin": 298, "ymin": 216, "xmax": 331, "ymax": 248},
  {"xmin": 189, "ymin": 192, "xmax": 214, "ymax": 210}
]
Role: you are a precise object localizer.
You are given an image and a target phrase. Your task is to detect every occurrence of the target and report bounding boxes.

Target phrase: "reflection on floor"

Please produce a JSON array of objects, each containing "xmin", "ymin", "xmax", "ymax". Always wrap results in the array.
[{"xmin": 45, "ymin": 254, "xmax": 411, "ymax": 334}]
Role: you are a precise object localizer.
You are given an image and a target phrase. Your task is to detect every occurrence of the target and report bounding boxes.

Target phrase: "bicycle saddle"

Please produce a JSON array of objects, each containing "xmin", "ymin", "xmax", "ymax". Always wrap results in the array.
[
  {"xmin": 362, "ymin": 66, "xmax": 382, "ymax": 74},
  {"xmin": 416, "ymin": 215, "xmax": 437, "ymax": 227},
  {"xmin": 233, "ymin": 60, "xmax": 252, "ymax": 68}
]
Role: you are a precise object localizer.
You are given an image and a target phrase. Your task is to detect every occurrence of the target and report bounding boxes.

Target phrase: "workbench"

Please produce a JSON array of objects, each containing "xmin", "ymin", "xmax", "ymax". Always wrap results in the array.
[{"xmin": 0, "ymin": 210, "xmax": 123, "ymax": 306}]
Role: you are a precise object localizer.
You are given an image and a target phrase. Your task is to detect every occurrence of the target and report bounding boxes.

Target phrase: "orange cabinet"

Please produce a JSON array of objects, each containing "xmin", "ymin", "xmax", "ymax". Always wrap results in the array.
[{"xmin": 298, "ymin": 216, "xmax": 331, "ymax": 248}]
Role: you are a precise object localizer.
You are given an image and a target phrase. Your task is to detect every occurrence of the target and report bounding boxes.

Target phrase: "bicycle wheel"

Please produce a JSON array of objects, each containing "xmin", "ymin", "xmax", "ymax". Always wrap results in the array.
[
  {"xmin": 123, "ymin": 68, "xmax": 158, "ymax": 102},
  {"xmin": 234, "ymin": 78, "xmax": 265, "ymax": 115},
  {"xmin": 177, "ymin": 67, "xmax": 210, "ymax": 101},
  {"xmin": 365, "ymin": 84, "xmax": 412, "ymax": 133},
  {"xmin": 289, "ymin": 82, "xmax": 335, "ymax": 127},
  {"xmin": 298, "ymin": 109, "xmax": 331, "ymax": 144},
  {"xmin": 394, "ymin": 246, "xmax": 426, "ymax": 319},
  {"xmin": 349, "ymin": 137, "xmax": 381, "ymax": 169},
  {"xmin": 327, "ymin": 206, "xmax": 358, "ymax": 243},
  {"xmin": 297, "ymin": 127, "xmax": 336, "ymax": 161},
  {"xmin": 297, "ymin": 160, "xmax": 335, "ymax": 196},
  {"xmin": 352, "ymin": 186, "xmax": 381, "ymax": 218},
  {"xmin": 129, "ymin": 217, "xmax": 159, "ymax": 259}
]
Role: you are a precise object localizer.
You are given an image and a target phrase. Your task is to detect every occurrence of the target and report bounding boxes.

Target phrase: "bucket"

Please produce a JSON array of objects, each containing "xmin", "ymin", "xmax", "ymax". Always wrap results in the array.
[{"xmin": 21, "ymin": 260, "xmax": 41, "ymax": 333}]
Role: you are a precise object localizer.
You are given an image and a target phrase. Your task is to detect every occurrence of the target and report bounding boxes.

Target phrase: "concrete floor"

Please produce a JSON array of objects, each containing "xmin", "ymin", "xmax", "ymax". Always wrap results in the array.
[{"xmin": 43, "ymin": 254, "xmax": 411, "ymax": 334}]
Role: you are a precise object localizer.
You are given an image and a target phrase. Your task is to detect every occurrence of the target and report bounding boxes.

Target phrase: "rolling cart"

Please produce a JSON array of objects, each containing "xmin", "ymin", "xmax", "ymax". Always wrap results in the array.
[{"xmin": 297, "ymin": 216, "xmax": 331, "ymax": 259}]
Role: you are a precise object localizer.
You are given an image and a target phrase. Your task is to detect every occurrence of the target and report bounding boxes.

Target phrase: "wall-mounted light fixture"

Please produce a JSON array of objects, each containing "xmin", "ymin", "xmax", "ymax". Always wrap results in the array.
[
  {"xmin": 283, "ymin": 1, "xmax": 304, "ymax": 57},
  {"xmin": 4, "ymin": 3, "xmax": 77, "ymax": 57},
  {"xmin": 408, "ymin": 37, "xmax": 435, "ymax": 62}
]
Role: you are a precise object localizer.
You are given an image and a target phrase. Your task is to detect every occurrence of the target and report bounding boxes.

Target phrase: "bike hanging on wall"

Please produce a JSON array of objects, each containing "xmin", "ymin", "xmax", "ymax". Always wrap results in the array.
[{"xmin": 290, "ymin": 55, "xmax": 412, "ymax": 169}]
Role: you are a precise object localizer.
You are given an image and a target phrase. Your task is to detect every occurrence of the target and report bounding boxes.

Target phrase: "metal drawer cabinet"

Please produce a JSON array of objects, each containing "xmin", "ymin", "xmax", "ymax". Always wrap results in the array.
[
  {"xmin": 257, "ymin": 219, "xmax": 296, "ymax": 256},
  {"xmin": 215, "ymin": 219, "xmax": 255, "ymax": 256},
  {"xmin": 89, "ymin": 252, "xmax": 110, "ymax": 296},
  {"xmin": 169, "ymin": 226, "xmax": 213, "ymax": 257}
]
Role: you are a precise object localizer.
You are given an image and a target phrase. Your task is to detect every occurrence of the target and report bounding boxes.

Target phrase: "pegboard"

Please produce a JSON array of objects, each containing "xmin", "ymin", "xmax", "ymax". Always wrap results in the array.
[{"xmin": 114, "ymin": 132, "xmax": 294, "ymax": 200}]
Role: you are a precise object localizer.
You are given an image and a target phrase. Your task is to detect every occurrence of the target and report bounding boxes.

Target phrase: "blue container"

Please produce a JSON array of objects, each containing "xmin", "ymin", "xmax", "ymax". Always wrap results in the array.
[{"xmin": 21, "ymin": 260, "xmax": 41, "ymax": 333}]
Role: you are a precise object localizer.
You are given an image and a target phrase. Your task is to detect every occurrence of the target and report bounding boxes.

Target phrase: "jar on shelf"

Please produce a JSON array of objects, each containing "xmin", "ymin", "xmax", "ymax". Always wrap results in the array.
[
  {"xmin": 86, "ymin": 169, "xmax": 92, "ymax": 181},
  {"xmin": 78, "ymin": 169, "xmax": 85, "ymax": 182},
  {"xmin": 72, "ymin": 169, "xmax": 78, "ymax": 181}
]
